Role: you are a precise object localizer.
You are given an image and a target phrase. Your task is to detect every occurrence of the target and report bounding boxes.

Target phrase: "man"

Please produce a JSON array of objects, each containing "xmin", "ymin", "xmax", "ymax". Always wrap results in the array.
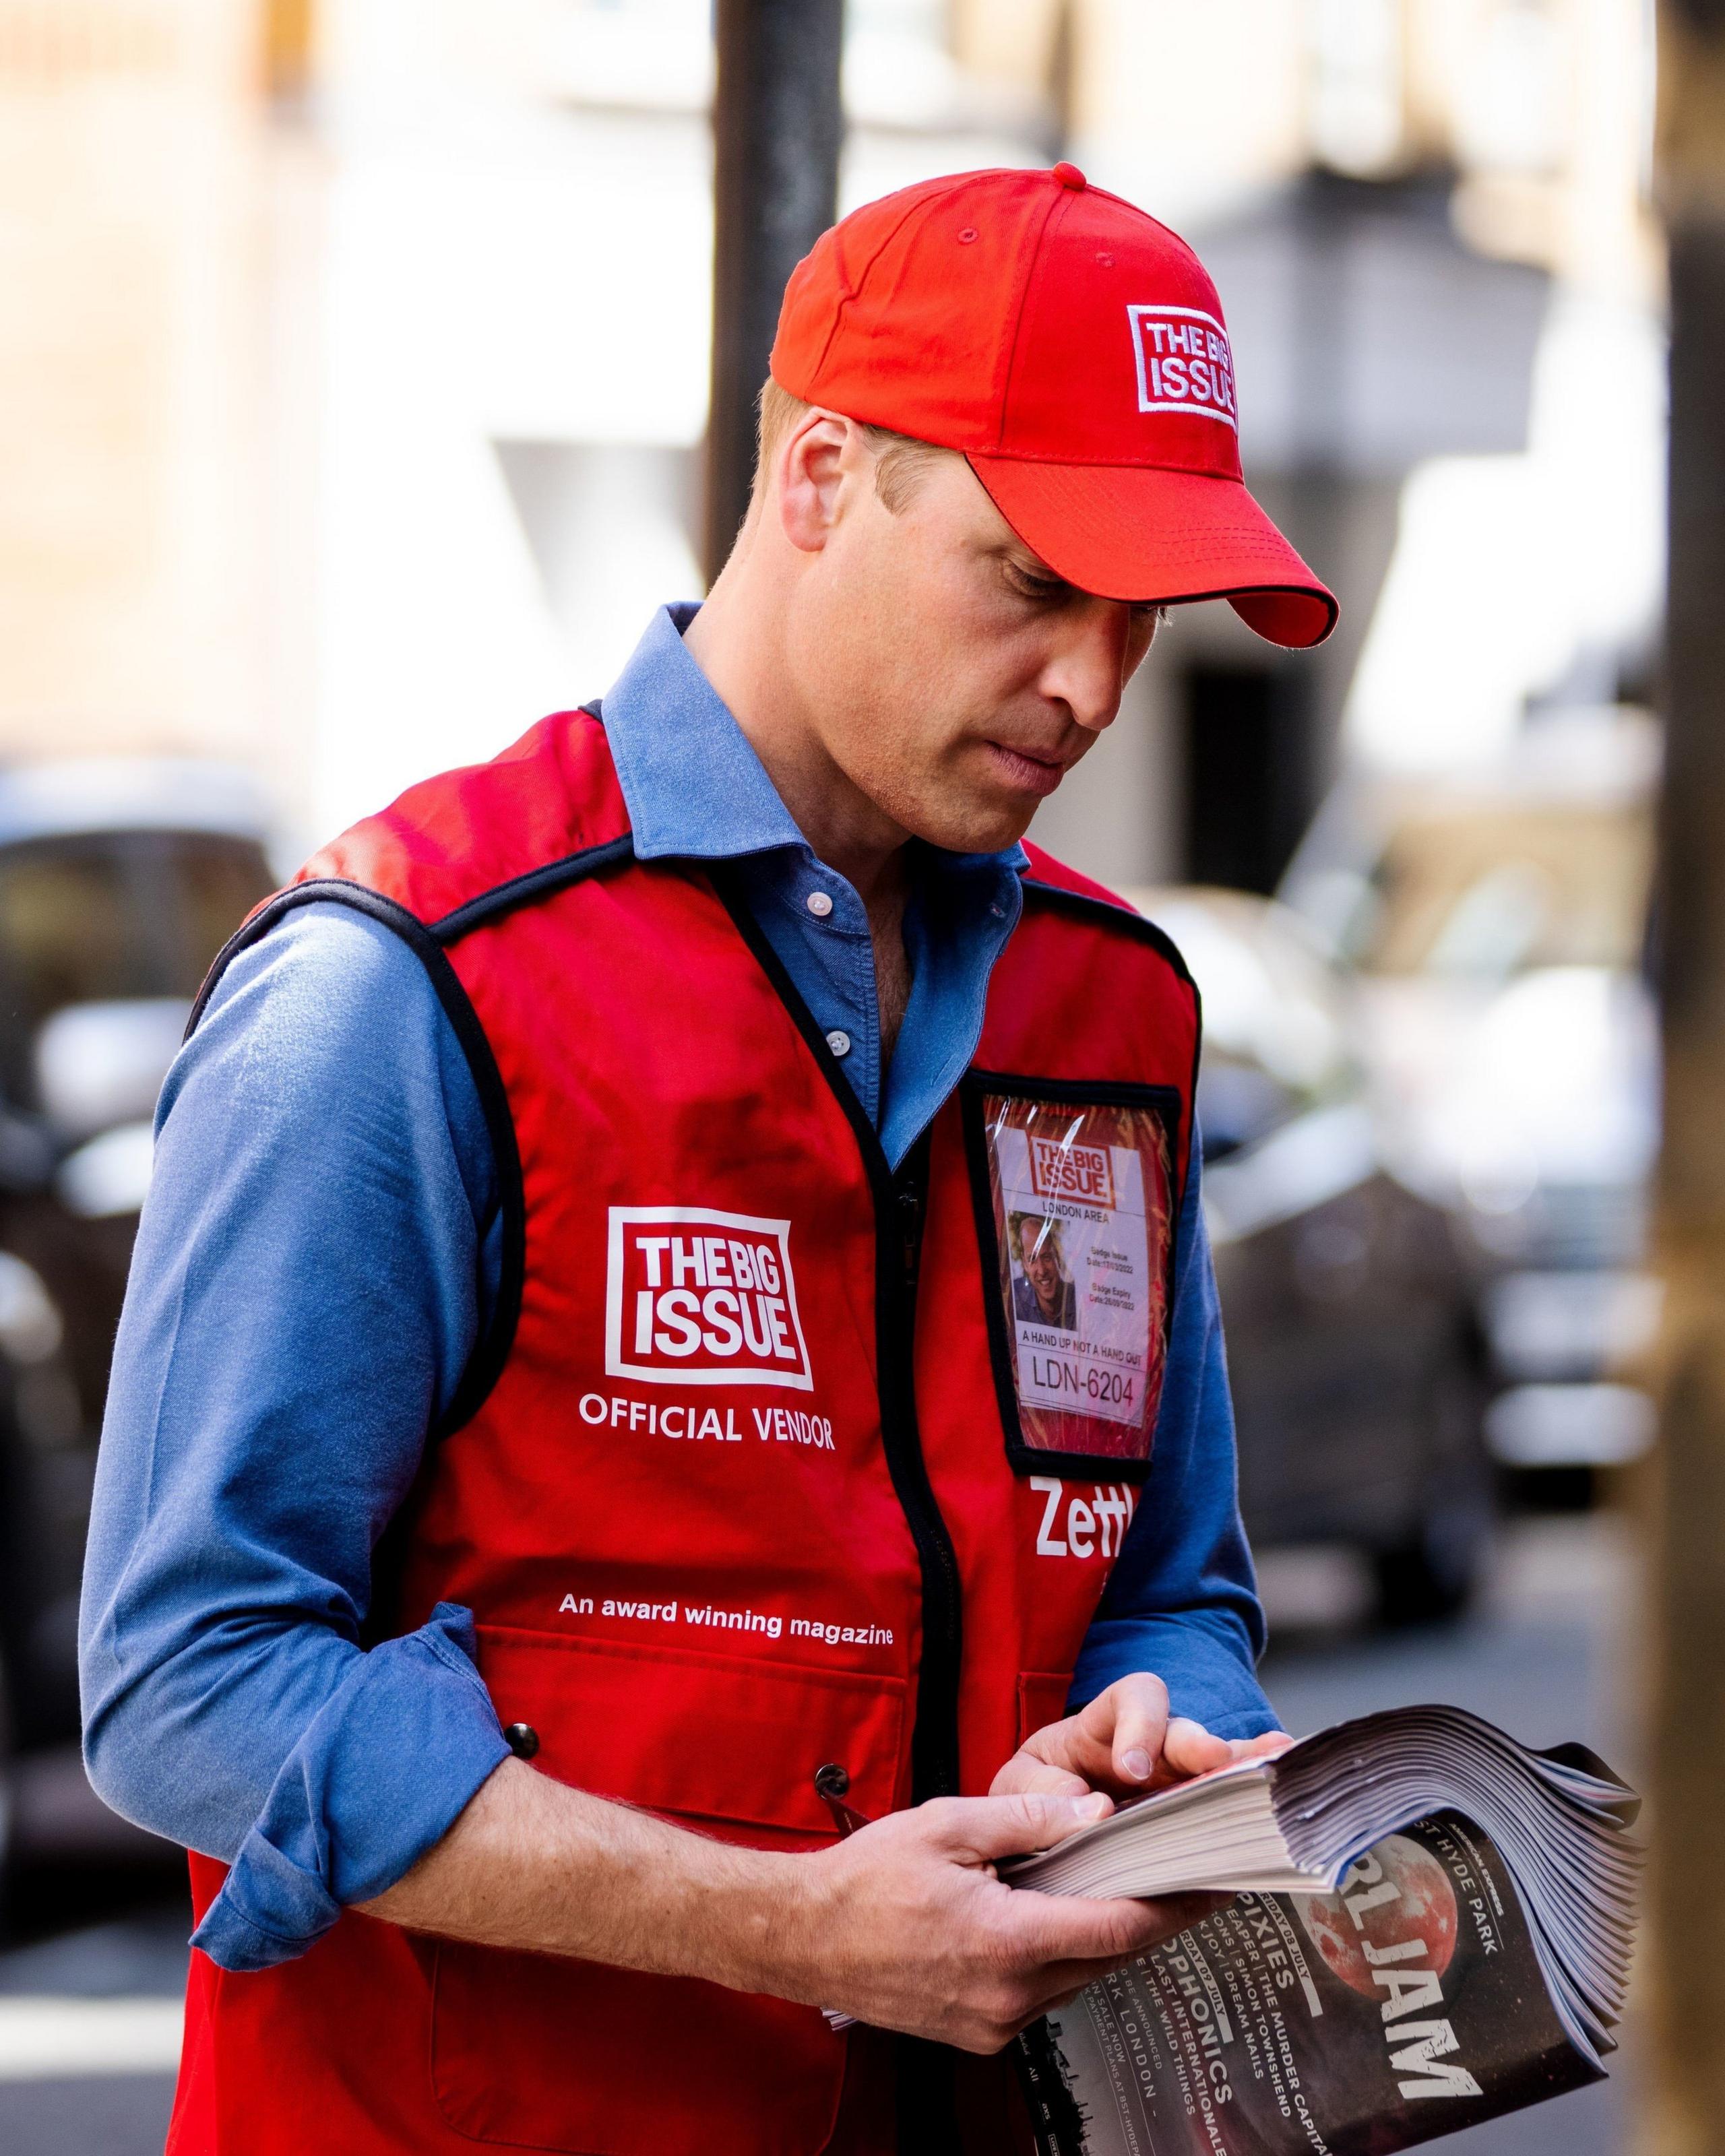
[
  {"xmin": 81, "ymin": 165, "xmax": 1334, "ymax": 2154},
  {"xmin": 1013, "ymin": 1215, "xmax": 1077, "ymax": 1331}
]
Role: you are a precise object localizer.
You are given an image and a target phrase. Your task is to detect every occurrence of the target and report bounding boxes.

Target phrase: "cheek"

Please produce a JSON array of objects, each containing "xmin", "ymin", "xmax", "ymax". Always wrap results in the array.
[
  {"xmin": 1125, "ymin": 620, "xmax": 1158, "ymax": 678},
  {"xmin": 786, "ymin": 583, "xmax": 936, "ymax": 792},
  {"xmin": 825, "ymin": 577, "xmax": 967, "ymax": 758},
  {"xmin": 796, "ymin": 520, "xmax": 1051, "ymax": 816},
  {"xmin": 867, "ymin": 538, "xmax": 1047, "ymax": 699}
]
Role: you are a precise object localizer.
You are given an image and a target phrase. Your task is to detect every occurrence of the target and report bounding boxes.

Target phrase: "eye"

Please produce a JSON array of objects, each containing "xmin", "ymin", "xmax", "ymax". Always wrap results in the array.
[{"xmin": 1005, "ymin": 564, "xmax": 1066, "ymax": 604}]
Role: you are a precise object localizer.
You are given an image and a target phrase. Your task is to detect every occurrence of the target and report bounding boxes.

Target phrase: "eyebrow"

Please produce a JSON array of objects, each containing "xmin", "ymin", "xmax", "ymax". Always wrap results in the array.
[
  {"xmin": 990, "ymin": 542, "xmax": 1170, "ymax": 618},
  {"xmin": 999, "ymin": 548, "xmax": 1080, "ymax": 594}
]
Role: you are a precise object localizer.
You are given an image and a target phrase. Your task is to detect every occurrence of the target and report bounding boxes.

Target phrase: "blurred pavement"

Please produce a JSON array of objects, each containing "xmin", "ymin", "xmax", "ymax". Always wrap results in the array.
[{"xmin": 0, "ymin": 1512, "xmax": 1639, "ymax": 2156}]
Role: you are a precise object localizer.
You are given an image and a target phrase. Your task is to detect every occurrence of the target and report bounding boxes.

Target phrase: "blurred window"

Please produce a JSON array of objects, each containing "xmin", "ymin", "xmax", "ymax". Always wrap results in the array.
[
  {"xmin": 174, "ymin": 835, "xmax": 276, "ymax": 981},
  {"xmin": 1139, "ymin": 891, "xmax": 1354, "ymax": 1164},
  {"xmin": 0, "ymin": 831, "xmax": 272, "ymax": 1103},
  {"xmin": 0, "ymin": 844, "xmax": 137, "ymax": 1019},
  {"xmin": 1351, "ymin": 805, "xmax": 1652, "ymax": 979},
  {"xmin": 1198, "ymin": 1058, "xmax": 1301, "ymax": 1164}
]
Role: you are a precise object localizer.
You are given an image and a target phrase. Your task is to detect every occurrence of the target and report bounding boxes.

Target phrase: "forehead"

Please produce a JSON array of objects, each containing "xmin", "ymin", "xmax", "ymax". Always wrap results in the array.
[
  {"xmin": 909, "ymin": 449, "xmax": 1051, "ymax": 565},
  {"xmin": 904, "ymin": 453, "xmax": 1172, "ymax": 623}
]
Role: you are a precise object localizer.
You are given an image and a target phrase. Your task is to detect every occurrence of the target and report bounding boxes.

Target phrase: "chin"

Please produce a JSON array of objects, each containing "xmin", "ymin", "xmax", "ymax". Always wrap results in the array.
[
  {"xmin": 969, "ymin": 790, "xmax": 1040, "ymax": 853},
  {"xmin": 871, "ymin": 755, "xmax": 1038, "ymax": 858},
  {"xmin": 916, "ymin": 800, "xmax": 1034, "ymax": 857}
]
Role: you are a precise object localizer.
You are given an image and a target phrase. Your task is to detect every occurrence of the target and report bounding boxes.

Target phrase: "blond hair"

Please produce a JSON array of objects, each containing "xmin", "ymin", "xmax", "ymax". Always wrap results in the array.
[{"xmin": 753, "ymin": 378, "xmax": 951, "ymax": 514}]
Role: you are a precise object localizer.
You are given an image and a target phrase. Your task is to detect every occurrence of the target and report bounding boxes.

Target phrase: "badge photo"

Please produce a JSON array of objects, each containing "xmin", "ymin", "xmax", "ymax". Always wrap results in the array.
[{"xmin": 963, "ymin": 1076, "xmax": 1180, "ymax": 1478}]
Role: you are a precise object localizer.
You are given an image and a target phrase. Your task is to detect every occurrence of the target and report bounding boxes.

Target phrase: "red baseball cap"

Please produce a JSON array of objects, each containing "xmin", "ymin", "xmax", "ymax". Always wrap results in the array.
[{"xmin": 770, "ymin": 164, "xmax": 1336, "ymax": 649}]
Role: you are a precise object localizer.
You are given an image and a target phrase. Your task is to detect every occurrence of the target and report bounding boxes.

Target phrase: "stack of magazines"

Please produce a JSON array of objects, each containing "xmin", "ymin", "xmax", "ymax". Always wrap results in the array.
[{"xmin": 1005, "ymin": 1704, "xmax": 1640, "ymax": 2156}]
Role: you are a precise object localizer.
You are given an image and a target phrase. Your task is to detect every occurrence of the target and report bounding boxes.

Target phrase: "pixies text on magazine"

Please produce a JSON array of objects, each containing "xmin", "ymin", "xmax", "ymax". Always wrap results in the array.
[{"xmin": 1015, "ymin": 1813, "xmax": 1601, "ymax": 2156}]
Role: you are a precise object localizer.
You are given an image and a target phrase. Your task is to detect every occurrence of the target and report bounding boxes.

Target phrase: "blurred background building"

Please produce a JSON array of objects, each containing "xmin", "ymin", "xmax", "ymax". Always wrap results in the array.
[
  {"xmin": 0, "ymin": 0, "xmax": 1664, "ymax": 846},
  {"xmin": 0, "ymin": 4, "xmax": 1669, "ymax": 2151}
]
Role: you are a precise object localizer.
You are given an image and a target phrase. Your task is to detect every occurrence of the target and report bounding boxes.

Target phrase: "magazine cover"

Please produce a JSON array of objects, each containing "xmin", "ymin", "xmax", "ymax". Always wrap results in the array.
[{"xmin": 1016, "ymin": 1813, "xmax": 1602, "ymax": 2156}]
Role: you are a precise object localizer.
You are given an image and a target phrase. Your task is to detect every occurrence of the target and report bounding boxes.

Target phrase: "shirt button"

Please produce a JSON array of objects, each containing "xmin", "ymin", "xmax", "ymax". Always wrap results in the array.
[
  {"xmin": 806, "ymin": 890, "xmax": 834, "ymax": 918},
  {"xmin": 825, "ymin": 1029, "xmax": 852, "ymax": 1058}
]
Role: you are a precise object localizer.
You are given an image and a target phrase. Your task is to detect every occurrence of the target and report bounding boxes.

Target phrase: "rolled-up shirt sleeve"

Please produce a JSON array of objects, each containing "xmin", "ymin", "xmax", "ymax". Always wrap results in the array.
[
  {"xmin": 79, "ymin": 903, "xmax": 511, "ymax": 1971},
  {"xmin": 1069, "ymin": 1127, "xmax": 1280, "ymax": 1741}
]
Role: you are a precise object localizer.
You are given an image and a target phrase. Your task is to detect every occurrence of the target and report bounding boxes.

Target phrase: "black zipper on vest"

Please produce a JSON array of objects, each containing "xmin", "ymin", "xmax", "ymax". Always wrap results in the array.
[
  {"xmin": 712, "ymin": 878, "xmax": 964, "ymax": 1805},
  {"xmin": 877, "ymin": 1130, "xmax": 963, "ymax": 1802}
]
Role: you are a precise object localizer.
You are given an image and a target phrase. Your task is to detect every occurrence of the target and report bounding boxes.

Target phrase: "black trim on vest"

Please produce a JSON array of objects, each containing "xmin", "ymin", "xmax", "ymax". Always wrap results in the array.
[
  {"xmin": 430, "ymin": 835, "xmax": 635, "ymax": 945},
  {"xmin": 712, "ymin": 875, "xmax": 968, "ymax": 2155},
  {"xmin": 714, "ymin": 869, "xmax": 984, "ymax": 2156},
  {"xmin": 410, "ymin": 699, "xmax": 634, "ymax": 945},
  {"xmin": 1022, "ymin": 872, "xmax": 1198, "ymax": 989},
  {"xmin": 709, "ymin": 869, "xmax": 967, "ymax": 1813},
  {"xmin": 1020, "ymin": 873, "xmax": 1205, "ymax": 1211},
  {"xmin": 187, "ymin": 879, "xmax": 528, "ymax": 1441}
]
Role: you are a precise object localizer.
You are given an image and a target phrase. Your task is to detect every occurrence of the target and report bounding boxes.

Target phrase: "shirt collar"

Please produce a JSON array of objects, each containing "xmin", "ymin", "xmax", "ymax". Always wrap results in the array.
[
  {"xmin": 602, "ymin": 603, "xmax": 805, "ymax": 862},
  {"xmin": 601, "ymin": 602, "xmax": 1030, "ymax": 879}
]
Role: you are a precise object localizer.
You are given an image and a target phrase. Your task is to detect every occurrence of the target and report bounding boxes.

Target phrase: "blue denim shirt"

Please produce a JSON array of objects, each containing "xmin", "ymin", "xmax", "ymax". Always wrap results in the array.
[{"xmin": 79, "ymin": 604, "xmax": 1274, "ymax": 1974}]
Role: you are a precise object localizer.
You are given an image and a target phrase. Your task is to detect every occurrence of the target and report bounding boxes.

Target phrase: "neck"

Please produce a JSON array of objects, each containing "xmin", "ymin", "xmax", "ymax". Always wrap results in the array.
[{"xmin": 681, "ymin": 567, "xmax": 908, "ymax": 907}]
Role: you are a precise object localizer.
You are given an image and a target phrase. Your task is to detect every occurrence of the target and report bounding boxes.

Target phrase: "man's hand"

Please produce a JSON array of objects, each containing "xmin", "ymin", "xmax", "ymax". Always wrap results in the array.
[
  {"xmin": 365, "ymin": 1761, "xmax": 1215, "ymax": 2055},
  {"xmin": 786, "ymin": 1791, "xmax": 1219, "ymax": 2052},
  {"xmin": 990, "ymin": 1673, "xmax": 1292, "ymax": 1806}
]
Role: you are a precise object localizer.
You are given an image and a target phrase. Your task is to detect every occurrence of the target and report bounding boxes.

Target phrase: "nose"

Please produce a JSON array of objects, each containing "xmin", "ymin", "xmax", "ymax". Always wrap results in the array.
[{"xmin": 1037, "ymin": 598, "xmax": 1142, "ymax": 734}]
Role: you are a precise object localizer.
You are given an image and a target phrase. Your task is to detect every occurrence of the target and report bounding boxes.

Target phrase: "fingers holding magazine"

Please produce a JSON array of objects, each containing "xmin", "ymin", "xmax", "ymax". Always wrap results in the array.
[
  {"xmin": 990, "ymin": 1670, "xmax": 1296, "ymax": 1804},
  {"xmin": 796, "ymin": 1789, "xmax": 1223, "ymax": 2053}
]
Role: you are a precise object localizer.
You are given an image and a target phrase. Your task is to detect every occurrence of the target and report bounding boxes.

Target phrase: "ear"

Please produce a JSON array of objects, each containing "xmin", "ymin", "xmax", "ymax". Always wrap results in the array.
[{"xmin": 777, "ymin": 412, "xmax": 860, "ymax": 556}]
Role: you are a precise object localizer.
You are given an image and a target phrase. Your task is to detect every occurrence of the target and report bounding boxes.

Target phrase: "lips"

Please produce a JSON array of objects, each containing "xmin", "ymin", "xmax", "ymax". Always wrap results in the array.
[{"xmin": 986, "ymin": 741, "xmax": 1073, "ymax": 798}]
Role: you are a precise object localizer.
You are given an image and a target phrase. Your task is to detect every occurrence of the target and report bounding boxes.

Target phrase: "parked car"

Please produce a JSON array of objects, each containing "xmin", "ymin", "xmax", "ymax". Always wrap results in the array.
[
  {"xmin": 1278, "ymin": 709, "xmax": 1660, "ymax": 1480},
  {"xmin": 0, "ymin": 759, "xmax": 276, "ymax": 1874},
  {"xmin": 1132, "ymin": 886, "xmax": 1494, "ymax": 1625}
]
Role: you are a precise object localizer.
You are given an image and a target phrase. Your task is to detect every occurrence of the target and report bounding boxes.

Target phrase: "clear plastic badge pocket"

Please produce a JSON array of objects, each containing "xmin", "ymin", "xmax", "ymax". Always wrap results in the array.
[{"xmin": 963, "ymin": 1076, "xmax": 1180, "ymax": 1481}]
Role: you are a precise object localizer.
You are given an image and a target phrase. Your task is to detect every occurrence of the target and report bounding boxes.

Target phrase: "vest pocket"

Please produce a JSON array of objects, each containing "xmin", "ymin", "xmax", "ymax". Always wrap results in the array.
[
  {"xmin": 1015, "ymin": 1670, "xmax": 1074, "ymax": 1750},
  {"xmin": 429, "ymin": 1627, "xmax": 906, "ymax": 2156}
]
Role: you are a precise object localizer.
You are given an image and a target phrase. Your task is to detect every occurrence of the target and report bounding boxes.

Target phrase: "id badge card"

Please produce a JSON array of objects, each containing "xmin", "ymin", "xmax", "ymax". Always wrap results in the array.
[{"xmin": 965, "ymin": 1079, "xmax": 1180, "ymax": 1480}]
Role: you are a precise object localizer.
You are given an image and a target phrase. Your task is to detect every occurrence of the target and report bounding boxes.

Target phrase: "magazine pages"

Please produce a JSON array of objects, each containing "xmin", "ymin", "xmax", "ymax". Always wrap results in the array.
[{"xmin": 1006, "ymin": 1705, "xmax": 1639, "ymax": 2156}]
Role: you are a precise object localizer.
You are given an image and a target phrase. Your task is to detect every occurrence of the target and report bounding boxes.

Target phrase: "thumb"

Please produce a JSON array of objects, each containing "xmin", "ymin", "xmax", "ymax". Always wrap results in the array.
[
  {"xmin": 937, "ymin": 1789, "xmax": 1112, "ymax": 1864},
  {"xmin": 1160, "ymin": 1717, "xmax": 1238, "ymax": 1781},
  {"xmin": 990, "ymin": 1752, "xmax": 1100, "ymax": 1801}
]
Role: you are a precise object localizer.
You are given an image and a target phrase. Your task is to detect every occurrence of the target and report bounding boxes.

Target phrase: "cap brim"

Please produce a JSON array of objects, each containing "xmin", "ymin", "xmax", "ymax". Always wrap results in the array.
[{"xmin": 966, "ymin": 455, "xmax": 1338, "ymax": 650}]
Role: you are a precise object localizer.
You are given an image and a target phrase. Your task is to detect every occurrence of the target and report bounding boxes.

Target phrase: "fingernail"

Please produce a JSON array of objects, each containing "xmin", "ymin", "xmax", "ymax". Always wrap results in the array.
[
  {"xmin": 1069, "ymin": 1792, "xmax": 1110, "ymax": 1820},
  {"xmin": 1123, "ymin": 1748, "xmax": 1153, "ymax": 1782}
]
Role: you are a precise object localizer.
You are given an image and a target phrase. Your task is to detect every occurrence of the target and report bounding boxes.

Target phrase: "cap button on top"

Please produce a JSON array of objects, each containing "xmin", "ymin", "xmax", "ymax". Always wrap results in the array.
[
  {"xmin": 806, "ymin": 889, "xmax": 834, "ymax": 918},
  {"xmin": 1052, "ymin": 161, "xmax": 1087, "ymax": 190}
]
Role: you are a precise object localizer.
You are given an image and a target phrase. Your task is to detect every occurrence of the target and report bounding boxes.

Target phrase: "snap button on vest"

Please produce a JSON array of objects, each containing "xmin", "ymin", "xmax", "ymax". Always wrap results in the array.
[{"xmin": 815, "ymin": 1761, "xmax": 871, "ymax": 1839}]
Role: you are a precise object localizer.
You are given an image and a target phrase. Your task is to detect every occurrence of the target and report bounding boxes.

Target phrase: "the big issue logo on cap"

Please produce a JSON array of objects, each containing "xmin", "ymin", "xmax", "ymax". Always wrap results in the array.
[{"xmin": 1127, "ymin": 304, "xmax": 1238, "ymax": 428}]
